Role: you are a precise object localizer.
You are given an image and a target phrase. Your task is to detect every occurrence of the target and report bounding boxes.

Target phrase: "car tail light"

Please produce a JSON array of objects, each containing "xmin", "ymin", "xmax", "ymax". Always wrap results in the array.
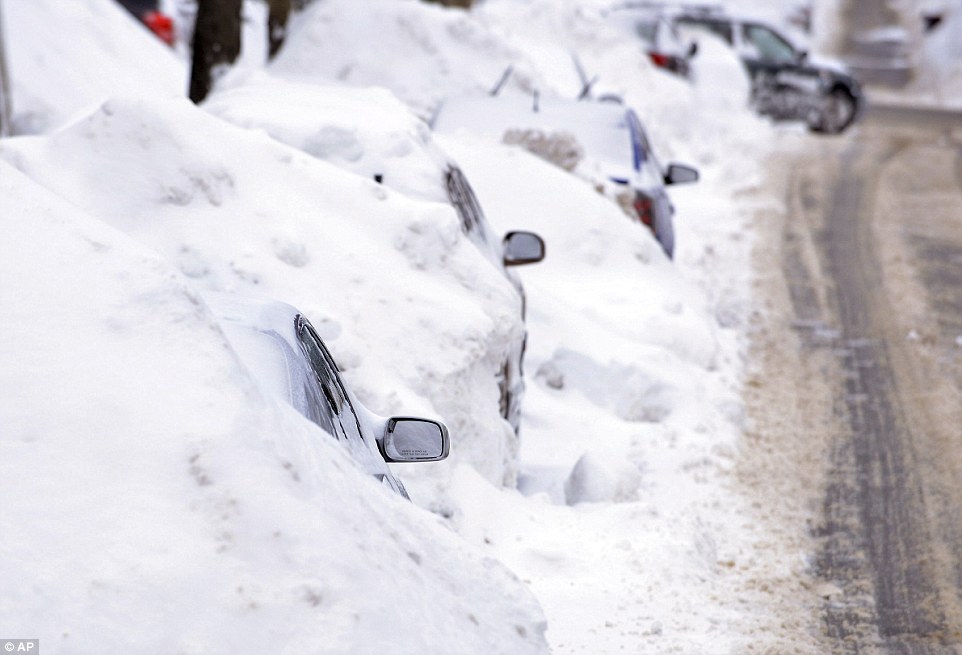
[
  {"xmin": 144, "ymin": 11, "xmax": 175, "ymax": 47},
  {"xmin": 648, "ymin": 52, "xmax": 671, "ymax": 69},
  {"xmin": 633, "ymin": 193, "xmax": 654, "ymax": 230}
]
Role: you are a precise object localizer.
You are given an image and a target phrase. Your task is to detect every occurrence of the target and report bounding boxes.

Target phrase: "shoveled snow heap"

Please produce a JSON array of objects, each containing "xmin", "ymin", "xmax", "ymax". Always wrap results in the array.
[
  {"xmin": 1, "ymin": 0, "xmax": 829, "ymax": 653},
  {"xmin": 0, "ymin": 94, "xmax": 526, "ymax": 490},
  {"xmin": 0, "ymin": 161, "xmax": 548, "ymax": 653}
]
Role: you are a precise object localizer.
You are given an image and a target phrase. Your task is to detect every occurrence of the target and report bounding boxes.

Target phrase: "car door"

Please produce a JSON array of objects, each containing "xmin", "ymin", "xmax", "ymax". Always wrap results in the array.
[{"xmin": 738, "ymin": 22, "xmax": 821, "ymax": 119}]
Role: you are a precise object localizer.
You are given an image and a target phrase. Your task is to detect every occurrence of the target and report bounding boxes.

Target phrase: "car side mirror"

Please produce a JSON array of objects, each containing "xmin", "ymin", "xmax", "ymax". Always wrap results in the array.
[
  {"xmin": 664, "ymin": 163, "xmax": 699, "ymax": 185},
  {"xmin": 503, "ymin": 231, "xmax": 546, "ymax": 266},
  {"xmin": 688, "ymin": 41, "xmax": 698, "ymax": 57},
  {"xmin": 797, "ymin": 49, "xmax": 808, "ymax": 63},
  {"xmin": 378, "ymin": 417, "xmax": 450, "ymax": 463}
]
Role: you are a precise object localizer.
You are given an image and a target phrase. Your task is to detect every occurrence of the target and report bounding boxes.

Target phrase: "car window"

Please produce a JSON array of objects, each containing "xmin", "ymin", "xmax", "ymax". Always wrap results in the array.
[
  {"xmin": 742, "ymin": 24, "xmax": 798, "ymax": 63},
  {"xmin": 445, "ymin": 166, "xmax": 488, "ymax": 241},
  {"xmin": 627, "ymin": 110, "xmax": 652, "ymax": 170},
  {"xmin": 284, "ymin": 337, "xmax": 338, "ymax": 437},
  {"xmin": 295, "ymin": 316, "xmax": 366, "ymax": 444},
  {"xmin": 679, "ymin": 18, "xmax": 733, "ymax": 45}
]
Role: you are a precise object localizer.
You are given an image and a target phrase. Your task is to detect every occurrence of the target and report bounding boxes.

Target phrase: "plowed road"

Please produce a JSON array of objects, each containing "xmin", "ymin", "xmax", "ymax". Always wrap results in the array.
[{"xmin": 766, "ymin": 105, "xmax": 962, "ymax": 654}]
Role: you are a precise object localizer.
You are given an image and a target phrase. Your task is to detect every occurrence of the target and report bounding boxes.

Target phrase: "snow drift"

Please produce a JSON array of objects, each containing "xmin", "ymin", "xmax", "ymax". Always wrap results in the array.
[
  {"xmin": 0, "ymin": 95, "xmax": 524, "ymax": 489},
  {"xmin": 0, "ymin": 161, "xmax": 548, "ymax": 653}
]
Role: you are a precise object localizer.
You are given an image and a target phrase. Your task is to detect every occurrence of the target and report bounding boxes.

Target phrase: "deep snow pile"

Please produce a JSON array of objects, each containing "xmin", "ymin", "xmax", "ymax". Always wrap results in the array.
[
  {"xmin": 1, "ymin": 0, "xmax": 826, "ymax": 653},
  {"xmin": 0, "ymin": 161, "xmax": 547, "ymax": 653},
  {"xmin": 0, "ymin": 94, "xmax": 524, "ymax": 488},
  {"xmin": 266, "ymin": 0, "xmax": 816, "ymax": 651},
  {"xmin": 434, "ymin": 131, "xmax": 812, "ymax": 653}
]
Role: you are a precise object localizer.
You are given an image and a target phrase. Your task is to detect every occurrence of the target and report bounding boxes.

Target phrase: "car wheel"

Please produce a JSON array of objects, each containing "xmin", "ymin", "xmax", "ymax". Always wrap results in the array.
[{"xmin": 811, "ymin": 89, "xmax": 856, "ymax": 134}]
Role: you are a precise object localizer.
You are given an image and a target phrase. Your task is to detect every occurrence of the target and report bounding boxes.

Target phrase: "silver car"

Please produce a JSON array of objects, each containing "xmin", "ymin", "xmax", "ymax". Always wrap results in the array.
[
  {"xmin": 208, "ymin": 293, "xmax": 449, "ymax": 499},
  {"xmin": 432, "ymin": 95, "xmax": 698, "ymax": 259},
  {"xmin": 204, "ymin": 83, "xmax": 545, "ymax": 435}
]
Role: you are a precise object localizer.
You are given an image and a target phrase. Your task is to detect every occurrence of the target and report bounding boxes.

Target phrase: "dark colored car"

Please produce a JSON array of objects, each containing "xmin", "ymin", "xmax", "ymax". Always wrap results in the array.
[
  {"xmin": 432, "ymin": 95, "xmax": 698, "ymax": 259},
  {"xmin": 208, "ymin": 293, "xmax": 450, "ymax": 500},
  {"xmin": 673, "ymin": 7, "xmax": 863, "ymax": 133}
]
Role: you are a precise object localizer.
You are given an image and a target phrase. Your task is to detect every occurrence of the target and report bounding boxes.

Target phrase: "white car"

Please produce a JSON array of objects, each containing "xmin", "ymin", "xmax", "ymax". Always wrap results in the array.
[{"xmin": 208, "ymin": 293, "xmax": 449, "ymax": 499}]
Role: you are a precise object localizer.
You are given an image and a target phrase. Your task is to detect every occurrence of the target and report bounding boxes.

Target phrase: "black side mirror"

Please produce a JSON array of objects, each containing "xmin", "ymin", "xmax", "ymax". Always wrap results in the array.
[
  {"xmin": 379, "ymin": 417, "xmax": 450, "ymax": 463},
  {"xmin": 688, "ymin": 41, "xmax": 699, "ymax": 57},
  {"xmin": 797, "ymin": 49, "xmax": 808, "ymax": 63},
  {"xmin": 664, "ymin": 163, "xmax": 699, "ymax": 185},
  {"xmin": 503, "ymin": 231, "xmax": 546, "ymax": 266}
]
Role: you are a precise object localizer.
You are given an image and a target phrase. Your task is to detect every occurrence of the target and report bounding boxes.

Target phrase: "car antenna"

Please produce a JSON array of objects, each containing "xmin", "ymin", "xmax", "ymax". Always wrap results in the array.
[
  {"xmin": 490, "ymin": 65, "xmax": 514, "ymax": 96},
  {"xmin": 571, "ymin": 52, "xmax": 597, "ymax": 100},
  {"xmin": 532, "ymin": 89, "xmax": 539, "ymax": 113}
]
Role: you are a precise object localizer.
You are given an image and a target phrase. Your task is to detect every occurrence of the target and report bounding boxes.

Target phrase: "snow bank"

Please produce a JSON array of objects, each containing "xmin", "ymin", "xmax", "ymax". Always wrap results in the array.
[
  {"xmin": 0, "ymin": 95, "xmax": 524, "ymax": 488},
  {"xmin": 2, "ymin": 0, "xmax": 185, "ymax": 134},
  {"xmin": 0, "ymin": 161, "xmax": 548, "ymax": 653},
  {"xmin": 0, "ymin": 0, "xmax": 821, "ymax": 651},
  {"xmin": 435, "ymin": 118, "xmax": 793, "ymax": 654},
  {"xmin": 272, "ymin": 0, "xmax": 530, "ymax": 120}
]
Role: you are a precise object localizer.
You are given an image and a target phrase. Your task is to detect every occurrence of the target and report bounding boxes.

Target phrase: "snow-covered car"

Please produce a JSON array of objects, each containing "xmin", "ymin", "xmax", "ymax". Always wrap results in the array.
[
  {"xmin": 605, "ymin": 5, "xmax": 699, "ymax": 79},
  {"xmin": 671, "ymin": 6, "xmax": 863, "ymax": 133},
  {"xmin": 204, "ymin": 79, "xmax": 545, "ymax": 435},
  {"xmin": 431, "ymin": 94, "xmax": 698, "ymax": 259},
  {"xmin": 208, "ymin": 293, "xmax": 449, "ymax": 499}
]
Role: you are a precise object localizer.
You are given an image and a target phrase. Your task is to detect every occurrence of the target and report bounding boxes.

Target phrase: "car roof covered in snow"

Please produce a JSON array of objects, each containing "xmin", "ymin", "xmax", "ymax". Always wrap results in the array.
[{"xmin": 205, "ymin": 76, "xmax": 452, "ymax": 205}]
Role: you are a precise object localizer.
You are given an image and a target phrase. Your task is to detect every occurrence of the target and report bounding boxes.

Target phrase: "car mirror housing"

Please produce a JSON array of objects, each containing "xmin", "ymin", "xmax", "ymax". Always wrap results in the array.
[
  {"xmin": 503, "ymin": 231, "xmax": 546, "ymax": 267},
  {"xmin": 379, "ymin": 417, "xmax": 450, "ymax": 463},
  {"xmin": 665, "ymin": 163, "xmax": 699, "ymax": 185}
]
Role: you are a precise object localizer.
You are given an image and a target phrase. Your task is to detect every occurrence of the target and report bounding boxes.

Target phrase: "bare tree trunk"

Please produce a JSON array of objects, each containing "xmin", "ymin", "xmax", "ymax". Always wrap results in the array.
[
  {"xmin": 266, "ymin": 0, "xmax": 291, "ymax": 60},
  {"xmin": 188, "ymin": 0, "xmax": 242, "ymax": 104},
  {"xmin": 0, "ymin": 0, "xmax": 12, "ymax": 136}
]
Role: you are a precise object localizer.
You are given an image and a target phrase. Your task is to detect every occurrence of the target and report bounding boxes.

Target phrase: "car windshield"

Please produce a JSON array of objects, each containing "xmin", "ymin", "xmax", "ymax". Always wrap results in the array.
[
  {"xmin": 296, "ymin": 317, "xmax": 366, "ymax": 445},
  {"xmin": 679, "ymin": 18, "xmax": 733, "ymax": 45},
  {"xmin": 743, "ymin": 24, "xmax": 798, "ymax": 63}
]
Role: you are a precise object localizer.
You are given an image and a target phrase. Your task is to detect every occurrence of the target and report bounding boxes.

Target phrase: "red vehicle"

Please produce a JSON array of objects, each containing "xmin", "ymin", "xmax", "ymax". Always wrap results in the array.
[{"xmin": 116, "ymin": 0, "xmax": 175, "ymax": 46}]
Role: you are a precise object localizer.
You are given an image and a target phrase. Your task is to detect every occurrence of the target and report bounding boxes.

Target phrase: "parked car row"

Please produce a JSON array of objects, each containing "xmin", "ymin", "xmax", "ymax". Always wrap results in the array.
[
  {"xmin": 606, "ymin": 2, "xmax": 864, "ymax": 133},
  {"xmin": 195, "ymin": 21, "xmax": 710, "ymax": 490},
  {"xmin": 204, "ymin": 81, "xmax": 546, "ymax": 437},
  {"xmin": 197, "ymin": 80, "xmax": 698, "ymax": 497},
  {"xmin": 97, "ymin": 0, "xmax": 860, "ymax": 504}
]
